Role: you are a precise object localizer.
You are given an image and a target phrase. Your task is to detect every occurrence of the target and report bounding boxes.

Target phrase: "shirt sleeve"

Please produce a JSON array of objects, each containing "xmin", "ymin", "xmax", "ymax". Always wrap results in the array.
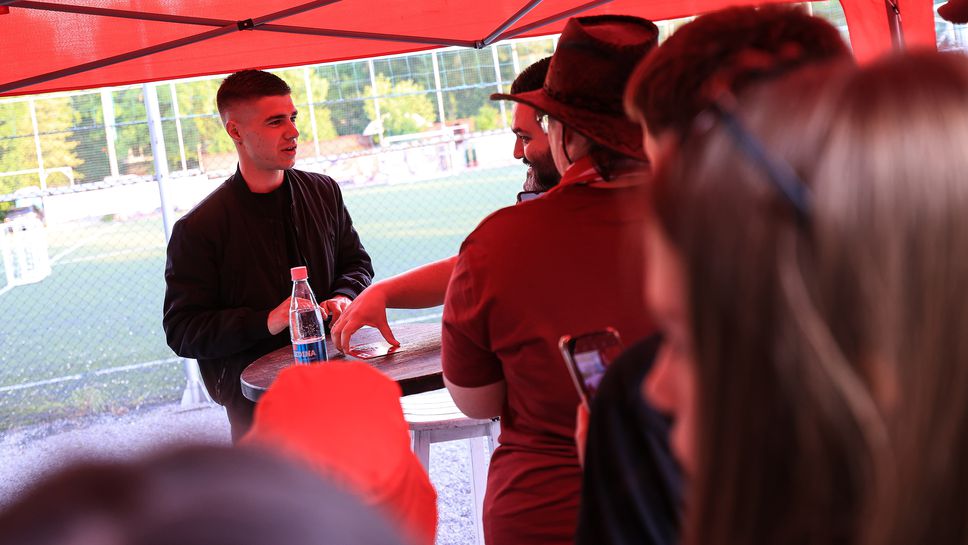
[
  {"xmin": 162, "ymin": 217, "xmax": 273, "ymax": 359},
  {"xmin": 441, "ymin": 236, "xmax": 504, "ymax": 387},
  {"xmin": 328, "ymin": 182, "xmax": 374, "ymax": 300}
]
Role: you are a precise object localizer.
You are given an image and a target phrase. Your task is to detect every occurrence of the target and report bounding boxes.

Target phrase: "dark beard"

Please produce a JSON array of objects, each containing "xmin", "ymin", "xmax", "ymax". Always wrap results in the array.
[{"xmin": 522, "ymin": 155, "xmax": 560, "ymax": 192}]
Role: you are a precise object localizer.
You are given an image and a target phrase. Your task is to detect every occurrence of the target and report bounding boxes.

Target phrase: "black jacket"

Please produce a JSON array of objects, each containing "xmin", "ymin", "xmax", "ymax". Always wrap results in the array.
[
  {"xmin": 576, "ymin": 335, "xmax": 682, "ymax": 545},
  {"xmin": 162, "ymin": 168, "xmax": 373, "ymax": 406}
]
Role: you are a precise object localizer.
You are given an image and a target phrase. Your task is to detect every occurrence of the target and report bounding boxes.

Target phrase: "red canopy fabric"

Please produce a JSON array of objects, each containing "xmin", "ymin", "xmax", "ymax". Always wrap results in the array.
[{"xmin": 0, "ymin": 0, "xmax": 937, "ymax": 97}]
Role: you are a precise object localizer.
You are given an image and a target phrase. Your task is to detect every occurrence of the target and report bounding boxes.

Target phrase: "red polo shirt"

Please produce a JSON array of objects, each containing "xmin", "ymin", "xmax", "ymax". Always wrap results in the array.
[{"xmin": 442, "ymin": 162, "xmax": 654, "ymax": 545}]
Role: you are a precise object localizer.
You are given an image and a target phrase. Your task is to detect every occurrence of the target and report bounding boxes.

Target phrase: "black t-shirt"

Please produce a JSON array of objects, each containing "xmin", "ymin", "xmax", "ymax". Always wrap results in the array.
[
  {"xmin": 251, "ymin": 177, "xmax": 301, "ymax": 269},
  {"xmin": 575, "ymin": 334, "xmax": 682, "ymax": 545}
]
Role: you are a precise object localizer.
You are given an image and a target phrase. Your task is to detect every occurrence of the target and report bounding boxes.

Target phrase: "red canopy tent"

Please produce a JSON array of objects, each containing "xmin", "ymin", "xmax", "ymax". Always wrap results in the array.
[{"xmin": 0, "ymin": 0, "xmax": 938, "ymax": 98}]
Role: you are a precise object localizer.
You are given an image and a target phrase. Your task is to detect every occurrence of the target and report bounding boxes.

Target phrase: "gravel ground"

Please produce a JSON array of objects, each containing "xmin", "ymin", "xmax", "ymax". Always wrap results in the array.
[{"xmin": 0, "ymin": 401, "xmax": 480, "ymax": 545}]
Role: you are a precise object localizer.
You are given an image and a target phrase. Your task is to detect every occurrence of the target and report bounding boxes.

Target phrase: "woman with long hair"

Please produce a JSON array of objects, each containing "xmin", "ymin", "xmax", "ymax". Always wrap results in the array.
[{"xmin": 639, "ymin": 51, "xmax": 968, "ymax": 545}]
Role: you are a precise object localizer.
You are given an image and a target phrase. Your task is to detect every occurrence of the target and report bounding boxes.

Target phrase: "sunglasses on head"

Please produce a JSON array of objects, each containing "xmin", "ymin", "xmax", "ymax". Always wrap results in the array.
[
  {"xmin": 701, "ymin": 95, "xmax": 813, "ymax": 225},
  {"xmin": 536, "ymin": 111, "xmax": 551, "ymax": 134}
]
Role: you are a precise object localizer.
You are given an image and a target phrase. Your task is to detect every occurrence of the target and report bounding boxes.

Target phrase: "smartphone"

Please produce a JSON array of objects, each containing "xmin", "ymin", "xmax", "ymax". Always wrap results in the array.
[
  {"xmin": 346, "ymin": 341, "xmax": 399, "ymax": 360},
  {"xmin": 558, "ymin": 328, "xmax": 623, "ymax": 408},
  {"xmin": 516, "ymin": 191, "xmax": 542, "ymax": 203}
]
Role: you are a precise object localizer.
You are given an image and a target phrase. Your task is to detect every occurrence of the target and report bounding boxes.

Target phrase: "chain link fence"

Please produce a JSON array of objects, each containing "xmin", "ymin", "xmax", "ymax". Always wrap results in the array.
[{"xmin": 0, "ymin": 37, "xmax": 561, "ymax": 432}]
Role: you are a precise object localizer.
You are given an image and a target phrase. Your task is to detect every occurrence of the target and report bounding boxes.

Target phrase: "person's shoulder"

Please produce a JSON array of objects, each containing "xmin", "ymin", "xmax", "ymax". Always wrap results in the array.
[
  {"xmin": 463, "ymin": 201, "xmax": 530, "ymax": 242},
  {"xmin": 289, "ymin": 169, "xmax": 339, "ymax": 188},
  {"xmin": 176, "ymin": 177, "xmax": 238, "ymax": 229}
]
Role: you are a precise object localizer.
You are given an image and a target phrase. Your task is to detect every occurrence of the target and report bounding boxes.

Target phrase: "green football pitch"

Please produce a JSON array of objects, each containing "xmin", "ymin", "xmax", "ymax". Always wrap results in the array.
[{"xmin": 0, "ymin": 165, "xmax": 525, "ymax": 431}]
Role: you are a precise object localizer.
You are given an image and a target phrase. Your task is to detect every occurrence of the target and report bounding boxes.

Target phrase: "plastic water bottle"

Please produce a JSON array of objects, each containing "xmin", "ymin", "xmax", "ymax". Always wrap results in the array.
[{"xmin": 289, "ymin": 266, "xmax": 327, "ymax": 365}]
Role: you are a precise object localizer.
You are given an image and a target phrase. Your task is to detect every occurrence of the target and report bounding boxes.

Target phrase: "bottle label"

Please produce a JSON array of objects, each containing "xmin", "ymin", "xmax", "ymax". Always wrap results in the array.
[{"xmin": 292, "ymin": 339, "xmax": 327, "ymax": 365}]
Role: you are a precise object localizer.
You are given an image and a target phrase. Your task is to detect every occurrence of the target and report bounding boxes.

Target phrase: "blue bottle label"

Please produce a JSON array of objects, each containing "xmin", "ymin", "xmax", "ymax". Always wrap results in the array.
[{"xmin": 293, "ymin": 339, "xmax": 327, "ymax": 365}]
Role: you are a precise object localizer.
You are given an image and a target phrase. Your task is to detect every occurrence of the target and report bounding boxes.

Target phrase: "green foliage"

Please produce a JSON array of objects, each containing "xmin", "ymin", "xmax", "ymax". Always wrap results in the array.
[
  {"xmin": 174, "ymin": 78, "xmax": 234, "ymax": 157},
  {"xmin": 364, "ymin": 75, "xmax": 437, "ymax": 138},
  {"xmin": 68, "ymin": 93, "xmax": 111, "ymax": 183},
  {"xmin": 473, "ymin": 104, "xmax": 502, "ymax": 132},
  {"xmin": 0, "ymin": 98, "xmax": 82, "ymax": 196},
  {"xmin": 275, "ymin": 68, "xmax": 339, "ymax": 143},
  {"xmin": 512, "ymin": 39, "xmax": 556, "ymax": 71},
  {"xmin": 109, "ymin": 88, "xmax": 160, "ymax": 175}
]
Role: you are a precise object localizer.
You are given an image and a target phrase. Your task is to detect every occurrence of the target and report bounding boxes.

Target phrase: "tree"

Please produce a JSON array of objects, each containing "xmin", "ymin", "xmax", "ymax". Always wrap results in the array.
[
  {"xmin": 473, "ymin": 104, "xmax": 501, "ymax": 132},
  {"xmin": 363, "ymin": 75, "xmax": 437, "ymax": 138},
  {"xmin": 275, "ymin": 68, "xmax": 339, "ymax": 144},
  {"xmin": 0, "ymin": 97, "xmax": 82, "ymax": 196}
]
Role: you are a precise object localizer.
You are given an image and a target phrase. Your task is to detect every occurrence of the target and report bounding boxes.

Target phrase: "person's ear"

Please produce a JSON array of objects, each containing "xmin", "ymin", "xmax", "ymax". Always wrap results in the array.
[{"xmin": 225, "ymin": 119, "xmax": 242, "ymax": 145}]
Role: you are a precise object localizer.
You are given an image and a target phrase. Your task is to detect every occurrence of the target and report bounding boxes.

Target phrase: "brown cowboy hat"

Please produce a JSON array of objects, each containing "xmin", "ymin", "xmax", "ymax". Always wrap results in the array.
[{"xmin": 492, "ymin": 15, "xmax": 658, "ymax": 161}]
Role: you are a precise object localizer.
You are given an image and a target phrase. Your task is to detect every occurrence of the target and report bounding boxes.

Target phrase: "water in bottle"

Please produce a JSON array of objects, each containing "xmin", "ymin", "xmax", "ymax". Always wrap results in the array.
[{"xmin": 289, "ymin": 266, "xmax": 327, "ymax": 365}]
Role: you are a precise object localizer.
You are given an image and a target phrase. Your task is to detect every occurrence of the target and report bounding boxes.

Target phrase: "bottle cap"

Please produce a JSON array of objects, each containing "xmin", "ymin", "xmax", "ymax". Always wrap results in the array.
[{"xmin": 290, "ymin": 266, "xmax": 308, "ymax": 281}]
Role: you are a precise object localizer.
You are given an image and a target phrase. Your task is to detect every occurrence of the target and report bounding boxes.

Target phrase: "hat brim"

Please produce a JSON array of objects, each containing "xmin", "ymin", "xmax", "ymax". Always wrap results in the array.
[{"xmin": 492, "ymin": 88, "xmax": 646, "ymax": 161}]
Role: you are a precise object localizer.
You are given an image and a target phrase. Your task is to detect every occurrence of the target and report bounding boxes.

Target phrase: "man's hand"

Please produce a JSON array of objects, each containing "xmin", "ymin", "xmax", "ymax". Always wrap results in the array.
[
  {"xmin": 330, "ymin": 285, "xmax": 400, "ymax": 353},
  {"xmin": 267, "ymin": 297, "xmax": 292, "ymax": 335},
  {"xmin": 319, "ymin": 294, "xmax": 353, "ymax": 324}
]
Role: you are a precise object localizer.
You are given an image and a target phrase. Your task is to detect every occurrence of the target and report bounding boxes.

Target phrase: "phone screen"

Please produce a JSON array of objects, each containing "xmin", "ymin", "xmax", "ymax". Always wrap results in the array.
[
  {"xmin": 346, "ymin": 341, "xmax": 399, "ymax": 359},
  {"xmin": 572, "ymin": 349, "xmax": 608, "ymax": 399},
  {"xmin": 559, "ymin": 329, "xmax": 623, "ymax": 406}
]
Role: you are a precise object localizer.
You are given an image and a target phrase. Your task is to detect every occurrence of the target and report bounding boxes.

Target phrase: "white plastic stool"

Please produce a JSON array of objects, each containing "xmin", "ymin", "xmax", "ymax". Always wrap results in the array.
[{"xmin": 401, "ymin": 388, "xmax": 500, "ymax": 545}]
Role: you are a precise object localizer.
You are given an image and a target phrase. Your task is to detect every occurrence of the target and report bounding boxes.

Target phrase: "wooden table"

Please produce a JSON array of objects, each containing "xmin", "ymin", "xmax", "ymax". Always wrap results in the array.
[{"xmin": 240, "ymin": 322, "xmax": 444, "ymax": 402}]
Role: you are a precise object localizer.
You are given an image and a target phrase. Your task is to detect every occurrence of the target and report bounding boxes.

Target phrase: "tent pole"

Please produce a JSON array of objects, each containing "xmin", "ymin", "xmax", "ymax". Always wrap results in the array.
[
  {"xmin": 886, "ymin": 0, "xmax": 905, "ymax": 49},
  {"xmin": 480, "ymin": 0, "xmax": 543, "ymax": 47},
  {"xmin": 494, "ymin": 0, "xmax": 615, "ymax": 43},
  {"xmin": 0, "ymin": 25, "xmax": 239, "ymax": 94},
  {"xmin": 0, "ymin": 0, "xmax": 343, "ymax": 95},
  {"xmin": 259, "ymin": 24, "xmax": 477, "ymax": 47}
]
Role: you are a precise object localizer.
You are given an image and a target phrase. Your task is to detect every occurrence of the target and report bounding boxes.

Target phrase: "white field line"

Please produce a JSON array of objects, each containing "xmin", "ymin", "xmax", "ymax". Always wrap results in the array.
[
  {"xmin": 56, "ymin": 247, "xmax": 161, "ymax": 265},
  {"xmin": 49, "ymin": 223, "xmax": 121, "ymax": 265},
  {"xmin": 0, "ymin": 357, "xmax": 180, "ymax": 394}
]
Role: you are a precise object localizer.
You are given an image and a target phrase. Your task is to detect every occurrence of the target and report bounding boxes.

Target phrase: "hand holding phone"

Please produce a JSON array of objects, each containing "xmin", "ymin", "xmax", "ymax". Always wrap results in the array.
[{"xmin": 558, "ymin": 328, "xmax": 624, "ymax": 408}]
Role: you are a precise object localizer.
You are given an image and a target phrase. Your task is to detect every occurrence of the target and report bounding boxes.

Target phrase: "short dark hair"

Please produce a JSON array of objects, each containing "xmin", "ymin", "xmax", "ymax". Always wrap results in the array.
[
  {"xmin": 509, "ymin": 56, "xmax": 551, "ymax": 95},
  {"xmin": 0, "ymin": 445, "xmax": 407, "ymax": 545},
  {"xmin": 624, "ymin": 5, "xmax": 849, "ymax": 137},
  {"xmin": 217, "ymin": 69, "xmax": 291, "ymax": 117}
]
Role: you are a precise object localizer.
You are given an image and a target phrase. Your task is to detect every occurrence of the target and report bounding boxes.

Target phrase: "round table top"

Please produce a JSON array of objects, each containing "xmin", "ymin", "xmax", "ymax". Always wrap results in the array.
[{"xmin": 240, "ymin": 322, "xmax": 444, "ymax": 402}]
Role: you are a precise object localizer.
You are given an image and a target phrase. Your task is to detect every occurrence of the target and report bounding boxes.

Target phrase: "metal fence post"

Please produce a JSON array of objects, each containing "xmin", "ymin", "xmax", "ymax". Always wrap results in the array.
[
  {"xmin": 27, "ymin": 98, "xmax": 46, "ymax": 193},
  {"xmin": 490, "ymin": 46, "xmax": 508, "ymax": 129},
  {"xmin": 144, "ymin": 82, "xmax": 210, "ymax": 406},
  {"xmin": 368, "ymin": 58, "xmax": 384, "ymax": 144},
  {"xmin": 169, "ymin": 82, "xmax": 188, "ymax": 172},
  {"xmin": 100, "ymin": 89, "xmax": 121, "ymax": 179},
  {"xmin": 431, "ymin": 51, "xmax": 447, "ymax": 126},
  {"xmin": 144, "ymin": 83, "xmax": 173, "ymax": 241},
  {"xmin": 303, "ymin": 67, "xmax": 321, "ymax": 158}
]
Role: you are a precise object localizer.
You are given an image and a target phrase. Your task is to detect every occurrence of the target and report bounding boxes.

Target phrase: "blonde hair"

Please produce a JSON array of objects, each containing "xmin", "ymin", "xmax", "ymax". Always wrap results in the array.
[{"xmin": 652, "ymin": 51, "xmax": 968, "ymax": 545}]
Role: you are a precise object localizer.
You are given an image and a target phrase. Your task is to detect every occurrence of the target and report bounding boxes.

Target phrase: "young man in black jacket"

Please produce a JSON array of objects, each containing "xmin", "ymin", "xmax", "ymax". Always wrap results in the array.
[{"xmin": 163, "ymin": 70, "xmax": 373, "ymax": 441}]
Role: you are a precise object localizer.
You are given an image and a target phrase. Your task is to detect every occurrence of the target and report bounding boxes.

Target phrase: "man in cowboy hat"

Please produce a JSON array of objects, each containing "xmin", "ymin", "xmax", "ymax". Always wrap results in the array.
[
  {"xmin": 441, "ymin": 15, "xmax": 659, "ymax": 545},
  {"xmin": 328, "ymin": 57, "xmax": 560, "ymax": 352}
]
